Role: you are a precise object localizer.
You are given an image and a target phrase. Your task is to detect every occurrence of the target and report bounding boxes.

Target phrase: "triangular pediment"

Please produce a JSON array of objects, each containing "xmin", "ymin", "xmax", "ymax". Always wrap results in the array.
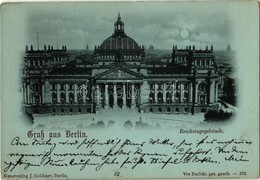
[{"xmin": 95, "ymin": 66, "xmax": 143, "ymax": 79}]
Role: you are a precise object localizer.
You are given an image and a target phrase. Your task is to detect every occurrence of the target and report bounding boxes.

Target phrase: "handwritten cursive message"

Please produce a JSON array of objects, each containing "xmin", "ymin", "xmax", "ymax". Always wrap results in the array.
[{"xmin": 3, "ymin": 130, "xmax": 253, "ymax": 177}]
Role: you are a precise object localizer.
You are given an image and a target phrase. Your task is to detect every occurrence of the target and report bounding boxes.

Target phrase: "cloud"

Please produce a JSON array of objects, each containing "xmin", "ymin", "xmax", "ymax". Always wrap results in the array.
[{"xmin": 26, "ymin": 2, "xmax": 232, "ymax": 50}]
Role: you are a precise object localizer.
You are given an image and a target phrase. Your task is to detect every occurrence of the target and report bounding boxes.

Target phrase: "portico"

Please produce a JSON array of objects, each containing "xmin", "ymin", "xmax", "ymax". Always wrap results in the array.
[{"xmin": 95, "ymin": 82, "xmax": 141, "ymax": 109}]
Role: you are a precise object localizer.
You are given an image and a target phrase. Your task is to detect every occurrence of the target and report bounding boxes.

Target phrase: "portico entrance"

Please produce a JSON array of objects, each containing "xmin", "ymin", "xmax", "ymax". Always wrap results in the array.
[
  {"xmin": 94, "ymin": 66, "xmax": 144, "ymax": 110},
  {"xmin": 96, "ymin": 82, "xmax": 140, "ymax": 110}
]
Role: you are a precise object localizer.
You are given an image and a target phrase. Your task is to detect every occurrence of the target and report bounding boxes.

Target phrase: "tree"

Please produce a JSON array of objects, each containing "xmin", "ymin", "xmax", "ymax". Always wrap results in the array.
[{"xmin": 222, "ymin": 77, "xmax": 236, "ymax": 105}]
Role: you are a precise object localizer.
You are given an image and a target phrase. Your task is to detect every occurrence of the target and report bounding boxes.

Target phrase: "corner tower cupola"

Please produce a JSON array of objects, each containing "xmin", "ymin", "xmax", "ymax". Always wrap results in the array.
[{"xmin": 114, "ymin": 13, "xmax": 125, "ymax": 36}]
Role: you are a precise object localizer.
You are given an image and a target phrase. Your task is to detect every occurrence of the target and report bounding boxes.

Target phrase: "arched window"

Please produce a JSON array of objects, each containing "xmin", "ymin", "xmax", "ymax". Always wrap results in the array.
[
  {"xmin": 157, "ymin": 92, "xmax": 163, "ymax": 104},
  {"xmin": 150, "ymin": 84, "xmax": 154, "ymax": 90},
  {"xmin": 206, "ymin": 60, "xmax": 209, "ymax": 67},
  {"xmin": 78, "ymin": 92, "xmax": 83, "ymax": 104},
  {"xmin": 166, "ymin": 92, "xmax": 172, "ymax": 104},
  {"xmin": 69, "ymin": 84, "xmax": 73, "ymax": 90},
  {"xmin": 52, "ymin": 92, "xmax": 57, "ymax": 104},
  {"xmin": 61, "ymin": 84, "xmax": 65, "ymax": 90},
  {"xmin": 52, "ymin": 83, "xmax": 56, "ymax": 90},
  {"xmin": 202, "ymin": 60, "xmax": 205, "ymax": 67},
  {"xmin": 149, "ymin": 92, "xmax": 154, "ymax": 104},
  {"xmin": 34, "ymin": 95, "xmax": 40, "ymax": 105},
  {"xmin": 69, "ymin": 92, "xmax": 74, "ymax": 104},
  {"xmin": 184, "ymin": 83, "xmax": 189, "ymax": 90},
  {"xmin": 176, "ymin": 82, "xmax": 180, "ymax": 90},
  {"xmin": 199, "ymin": 83, "xmax": 207, "ymax": 91},
  {"xmin": 175, "ymin": 92, "xmax": 180, "ymax": 103},
  {"xmin": 200, "ymin": 95, "xmax": 206, "ymax": 105},
  {"xmin": 60, "ymin": 92, "xmax": 66, "ymax": 104},
  {"xmin": 183, "ymin": 92, "xmax": 189, "ymax": 103},
  {"xmin": 158, "ymin": 84, "xmax": 162, "ymax": 90}
]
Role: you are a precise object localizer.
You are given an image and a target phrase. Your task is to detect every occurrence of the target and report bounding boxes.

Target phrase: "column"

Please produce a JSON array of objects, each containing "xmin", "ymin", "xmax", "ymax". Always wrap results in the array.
[
  {"xmin": 123, "ymin": 83, "xmax": 126, "ymax": 108},
  {"xmin": 96, "ymin": 84, "xmax": 100, "ymax": 106},
  {"xmin": 210, "ymin": 81, "xmax": 215, "ymax": 103},
  {"xmin": 113, "ymin": 84, "xmax": 117, "ymax": 108},
  {"xmin": 105, "ymin": 84, "xmax": 109, "ymax": 108},
  {"xmin": 171, "ymin": 82, "xmax": 175, "ymax": 103},
  {"xmin": 22, "ymin": 84, "xmax": 24, "ymax": 104},
  {"xmin": 163, "ymin": 83, "xmax": 166, "ymax": 103},
  {"xmin": 57, "ymin": 83, "xmax": 60, "ymax": 103},
  {"xmin": 154, "ymin": 83, "xmax": 158, "ymax": 103},
  {"xmin": 137, "ymin": 84, "xmax": 141, "ymax": 106},
  {"xmin": 65, "ymin": 84, "xmax": 69, "ymax": 103},
  {"xmin": 131, "ymin": 84, "xmax": 135, "ymax": 107},
  {"xmin": 82, "ymin": 83, "xmax": 86, "ymax": 103},
  {"xmin": 41, "ymin": 83, "xmax": 45, "ymax": 104},
  {"xmin": 141, "ymin": 80, "xmax": 149, "ymax": 104},
  {"xmin": 32, "ymin": 96, "xmax": 34, "ymax": 105},
  {"xmin": 195, "ymin": 83, "xmax": 198, "ymax": 104},
  {"xmin": 215, "ymin": 82, "xmax": 219, "ymax": 102},
  {"xmin": 27, "ymin": 84, "xmax": 30, "ymax": 104},
  {"xmin": 74, "ymin": 83, "xmax": 77, "ymax": 103},
  {"xmin": 189, "ymin": 83, "xmax": 193, "ymax": 103},
  {"xmin": 180, "ymin": 83, "xmax": 183, "ymax": 103},
  {"xmin": 23, "ymin": 83, "xmax": 27, "ymax": 104}
]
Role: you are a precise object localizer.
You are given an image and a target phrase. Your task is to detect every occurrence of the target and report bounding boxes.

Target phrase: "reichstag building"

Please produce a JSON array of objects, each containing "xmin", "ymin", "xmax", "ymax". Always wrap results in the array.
[{"xmin": 23, "ymin": 14, "xmax": 220, "ymax": 116}]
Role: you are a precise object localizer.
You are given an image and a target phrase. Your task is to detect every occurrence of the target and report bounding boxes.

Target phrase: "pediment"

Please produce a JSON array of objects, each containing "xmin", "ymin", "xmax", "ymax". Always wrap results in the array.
[{"xmin": 95, "ymin": 66, "xmax": 143, "ymax": 79}]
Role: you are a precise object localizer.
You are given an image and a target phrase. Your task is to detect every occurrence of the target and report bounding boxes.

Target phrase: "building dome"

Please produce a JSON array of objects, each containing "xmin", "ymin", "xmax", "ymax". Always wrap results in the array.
[
  {"xmin": 94, "ymin": 13, "xmax": 145, "ymax": 61},
  {"xmin": 99, "ymin": 35, "xmax": 141, "ymax": 50}
]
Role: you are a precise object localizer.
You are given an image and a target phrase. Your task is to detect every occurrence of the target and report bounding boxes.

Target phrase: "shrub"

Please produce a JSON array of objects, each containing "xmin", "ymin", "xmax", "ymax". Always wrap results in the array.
[
  {"xmin": 107, "ymin": 120, "xmax": 115, "ymax": 127},
  {"xmin": 124, "ymin": 120, "xmax": 133, "ymax": 129},
  {"xmin": 204, "ymin": 110, "xmax": 233, "ymax": 121},
  {"xmin": 91, "ymin": 121, "xmax": 105, "ymax": 128},
  {"xmin": 135, "ymin": 121, "xmax": 150, "ymax": 129},
  {"xmin": 96, "ymin": 121, "xmax": 105, "ymax": 128}
]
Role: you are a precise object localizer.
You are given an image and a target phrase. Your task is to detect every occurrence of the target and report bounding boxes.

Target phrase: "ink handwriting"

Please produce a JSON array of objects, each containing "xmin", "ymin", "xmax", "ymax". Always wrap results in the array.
[{"xmin": 3, "ymin": 135, "xmax": 252, "ymax": 172}]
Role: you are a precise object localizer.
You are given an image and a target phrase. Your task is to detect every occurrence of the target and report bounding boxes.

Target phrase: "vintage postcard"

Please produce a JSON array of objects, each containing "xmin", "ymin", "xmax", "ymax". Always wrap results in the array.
[{"xmin": 1, "ymin": 1, "xmax": 259, "ymax": 179}]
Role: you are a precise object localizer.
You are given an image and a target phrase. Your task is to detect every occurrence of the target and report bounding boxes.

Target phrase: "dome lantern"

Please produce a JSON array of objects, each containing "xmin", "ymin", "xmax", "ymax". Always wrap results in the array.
[{"xmin": 114, "ymin": 13, "xmax": 125, "ymax": 36}]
